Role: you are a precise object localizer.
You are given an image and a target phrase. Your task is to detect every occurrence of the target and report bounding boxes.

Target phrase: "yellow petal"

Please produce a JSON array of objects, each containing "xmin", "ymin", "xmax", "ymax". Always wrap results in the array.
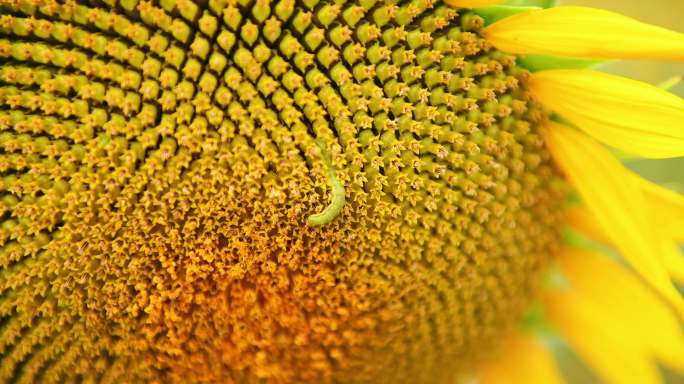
[
  {"xmin": 542, "ymin": 122, "xmax": 684, "ymax": 315},
  {"xmin": 544, "ymin": 288, "xmax": 662, "ymax": 384},
  {"xmin": 530, "ymin": 70, "xmax": 684, "ymax": 159},
  {"xmin": 556, "ymin": 248, "xmax": 684, "ymax": 374},
  {"xmin": 564, "ymin": 206, "xmax": 611, "ymax": 245},
  {"xmin": 445, "ymin": 0, "xmax": 505, "ymax": 7},
  {"xmin": 479, "ymin": 332, "xmax": 564, "ymax": 384},
  {"xmin": 662, "ymin": 242, "xmax": 684, "ymax": 286},
  {"xmin": 634, "ymin": 176, "xmax": 684, "ymax": 243},
  {"xmin": 483, "ymin": 6, "xmax": 684, "ymax": 60},
  {"xmin": 632, "ymin": 175, "xmax": 684, "ymax": 284},
  {"xmin": 565, "ymin": 202, "xmax": 684, "ymax": 284}
]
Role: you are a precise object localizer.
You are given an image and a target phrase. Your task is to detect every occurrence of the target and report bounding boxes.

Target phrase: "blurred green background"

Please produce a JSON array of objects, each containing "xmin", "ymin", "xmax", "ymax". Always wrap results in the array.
[{"xmin": 560, "ymin": 0, "xmax": 684, "ymax": 190}]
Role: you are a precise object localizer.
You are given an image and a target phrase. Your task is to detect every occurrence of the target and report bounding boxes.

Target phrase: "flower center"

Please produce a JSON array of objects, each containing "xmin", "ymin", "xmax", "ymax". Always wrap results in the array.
[{"xmin": 0, "ymin": 0, "xmax": 565, "ymax": 382}]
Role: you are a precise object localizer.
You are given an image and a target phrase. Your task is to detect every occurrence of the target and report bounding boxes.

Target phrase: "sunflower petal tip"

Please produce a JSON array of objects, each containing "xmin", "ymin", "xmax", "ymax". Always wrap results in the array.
[
  {"xmin": 484, "ymin": 6, "xmax": 684, "ymax": 61},
  {"xmin": 532, "ymin": 70, "xmax": 684, "ymax": 159}
]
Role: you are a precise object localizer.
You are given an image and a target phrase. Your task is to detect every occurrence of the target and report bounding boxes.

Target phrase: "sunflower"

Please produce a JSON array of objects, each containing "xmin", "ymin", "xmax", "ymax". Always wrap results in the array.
[{"xmin": 0, "ymin": 0, "xmax": 683, "ymax": 382}]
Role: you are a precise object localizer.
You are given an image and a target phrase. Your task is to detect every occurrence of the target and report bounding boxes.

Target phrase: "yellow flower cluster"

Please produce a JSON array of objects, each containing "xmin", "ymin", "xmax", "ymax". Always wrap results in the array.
[{"xmin": 0, "ymin": 0, "xmax": 566, "ymax": 382}]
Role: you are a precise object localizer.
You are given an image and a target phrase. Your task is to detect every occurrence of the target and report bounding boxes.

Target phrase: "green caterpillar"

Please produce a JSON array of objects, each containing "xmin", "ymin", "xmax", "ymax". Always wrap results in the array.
[{"xmin": 308, "ymin": 139, "xmax": 346, "ymax": 226}]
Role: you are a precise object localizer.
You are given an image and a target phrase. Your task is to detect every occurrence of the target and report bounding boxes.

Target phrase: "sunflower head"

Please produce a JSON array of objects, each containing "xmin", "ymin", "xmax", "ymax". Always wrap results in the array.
[{"xmin": 1, "ymin": 0, "xmax": 684, "ymax": 383}]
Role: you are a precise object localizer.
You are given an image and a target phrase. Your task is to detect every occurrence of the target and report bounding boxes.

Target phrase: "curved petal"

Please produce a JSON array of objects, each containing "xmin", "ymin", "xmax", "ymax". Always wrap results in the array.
[
  {"xmin": 554, "ymin": 248, "xmax": 684, "ymax": 374},
  {"xmin": 483, "ymin": 6, "xmax": 684, "ymax": 60},
  {"xmin": 530, "ymin": 70, "xmax": 684, "ymax": 159},
  {"xmin": 542, "ymin": 122, "xmax": 684, "ymax": 315},
  {"xmin": 564, "ymin": 192, "xmax": 684, "ymax": 285},
  {"xmin": 634, "ymin": 176, "xmax": 684, "ymax": 243},
  {"xmin": 564, "ymin": 206, "xmax": 611, "ymax": 245},
  {"xmin": 478, "ymin": 332, "xmax": 564, "ymax": 384},
  {"xmin": 545, "ymin": 288, "xmax": 662, "ymax": 384}
]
